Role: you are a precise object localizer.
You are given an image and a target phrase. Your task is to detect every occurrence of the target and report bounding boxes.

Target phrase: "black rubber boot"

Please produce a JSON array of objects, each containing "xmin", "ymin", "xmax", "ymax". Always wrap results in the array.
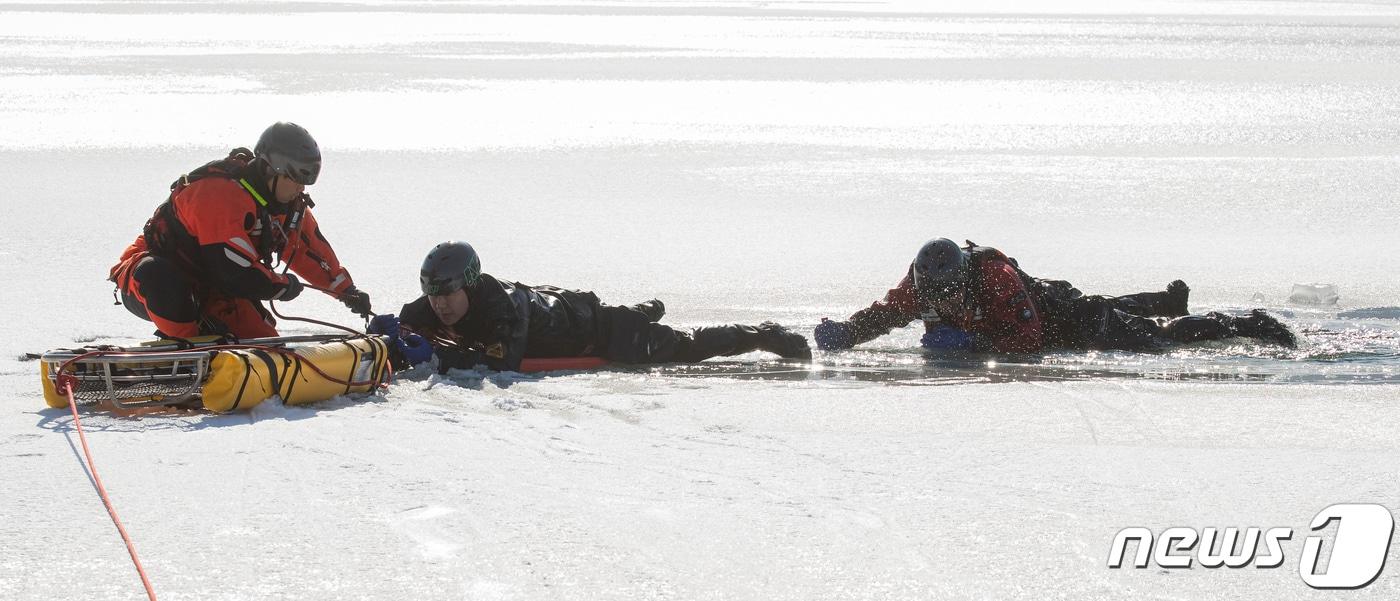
[
  {"xmin": 755, "ymin": 321, "xmax": 813, "ymax": 360},
  {"xmin": 1164, "ymin": 280, "xmax": 1191, "ymax": 317},
  {"xmin": 628, "ymin": 299, "xmax": 666, "ymax": 322},
  {"xmin": 677, "ymin": 322, "xmax": 812, "ymax": 362},
  {"xmin": 1224, "ymin": 309, "xmax": 1297, "ymax": 348}
]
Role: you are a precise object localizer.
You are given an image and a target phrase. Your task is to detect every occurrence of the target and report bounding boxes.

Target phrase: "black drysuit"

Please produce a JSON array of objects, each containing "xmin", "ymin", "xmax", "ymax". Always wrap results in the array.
[
  {"xmin": 1027, "ymin": 278, "xmax": 1225, "ymax": 351},
  {"xmin": 398, "ymin": 274, "xmax": 795, "ymax": 371},
  {"xmin": 977, "ymin": 248, "xmax": 1281, "ymax": 351}
]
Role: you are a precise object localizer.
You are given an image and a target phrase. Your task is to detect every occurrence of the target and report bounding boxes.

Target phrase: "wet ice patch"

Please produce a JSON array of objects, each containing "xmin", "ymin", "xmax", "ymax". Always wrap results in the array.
[{"xmin": 1338, "ymin": 306, "xmax": 1400, "ymax": 320}]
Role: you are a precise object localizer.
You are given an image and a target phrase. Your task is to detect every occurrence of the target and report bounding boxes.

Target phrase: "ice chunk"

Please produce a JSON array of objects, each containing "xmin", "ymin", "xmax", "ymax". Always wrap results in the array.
[{"xmin": 1288, "ymin": 283, "xmax": 1339, "ymax": 306}]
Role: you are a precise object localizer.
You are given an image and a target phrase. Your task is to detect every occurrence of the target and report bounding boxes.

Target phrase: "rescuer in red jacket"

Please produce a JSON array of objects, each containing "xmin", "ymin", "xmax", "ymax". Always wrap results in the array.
[
  {"xmin": 814, "ymin": 238, "xmax": 1296, "ymax": 353},
  {"xmin": 109, "ymin": 122, "xmax": 371, "ymax": 339}
]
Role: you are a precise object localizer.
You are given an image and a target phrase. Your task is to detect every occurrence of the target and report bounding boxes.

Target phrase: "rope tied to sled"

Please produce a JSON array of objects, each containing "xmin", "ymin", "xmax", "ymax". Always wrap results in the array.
[{"xmin": 49, "ymin": 328, "xmax": 393, "ymax": 599}]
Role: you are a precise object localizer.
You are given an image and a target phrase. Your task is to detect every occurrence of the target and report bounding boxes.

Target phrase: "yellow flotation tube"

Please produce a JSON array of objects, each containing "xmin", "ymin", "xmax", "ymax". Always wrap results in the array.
[
  {"xmin": 201, "ymin": 336, "xmax": 391, "ymax": 412},
  {"xmin": 42, "ymin": 335, "xmax": 392, "ymax": 412}
]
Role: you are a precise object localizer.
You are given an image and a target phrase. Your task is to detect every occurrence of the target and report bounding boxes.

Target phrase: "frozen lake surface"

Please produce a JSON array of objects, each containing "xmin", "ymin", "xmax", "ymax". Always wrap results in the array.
[{"xmin": 2, "ymin": 1, "xmax": 1399, "ymax": 599}]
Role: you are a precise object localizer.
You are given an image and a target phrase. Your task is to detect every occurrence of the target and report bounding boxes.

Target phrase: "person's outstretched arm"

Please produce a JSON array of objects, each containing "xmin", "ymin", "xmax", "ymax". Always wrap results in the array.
[{"xmin": 815, "ymin": 271, "xmax": 922, "ymax": 350}]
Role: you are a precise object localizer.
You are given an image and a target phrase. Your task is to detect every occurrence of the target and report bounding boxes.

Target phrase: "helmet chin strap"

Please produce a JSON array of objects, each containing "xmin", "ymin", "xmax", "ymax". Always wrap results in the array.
[{"xmin": 268, "ymin": 171, "xmax": 281, "ymax": 203}]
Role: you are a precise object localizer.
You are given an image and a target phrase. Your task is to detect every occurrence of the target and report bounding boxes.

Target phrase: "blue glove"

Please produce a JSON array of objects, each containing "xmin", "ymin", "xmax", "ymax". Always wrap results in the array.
[
  {"xmin": 921, "ymin": 324, "xmax": 975, "ymax": 351},
  {"xmin": 368, "ymin": 314, "xmax": 401, "ymax": 339},
  {"xmin": 813, "ymin": 318, "xmax": 855, "ymax": 351},
  {"xmin": 398, "ymin": 334, "xmax": 434, "ymax": 366}
]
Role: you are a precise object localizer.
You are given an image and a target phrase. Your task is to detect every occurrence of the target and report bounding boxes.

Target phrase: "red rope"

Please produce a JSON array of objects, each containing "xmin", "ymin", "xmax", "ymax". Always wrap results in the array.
[
  {"xmin": 269, "ymin": 298, "xmax": 367, "ymax": 337},
  {"xmin": 49, "ymin": 332, "xmax": 393, "ymax": 601},
  {"xmin": 205, "ymin": 342, "xmax": 390, "ymax": 389},
  {"xmin": 57, "ymin": 374, "xmax": 158, "ymax": 601}
]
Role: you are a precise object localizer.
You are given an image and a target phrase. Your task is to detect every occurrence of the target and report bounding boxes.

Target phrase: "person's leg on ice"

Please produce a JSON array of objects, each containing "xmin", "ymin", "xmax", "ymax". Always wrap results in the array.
[
  {"xmin": 676, "ymin": 323, "xmax": 812, "ymax": 362},
  {"xmin": 1178, "ymin": 310, "xmax": 1295, "ymax": 348},
  {"xmin": 1104, "ymin": 279, "xmax": 1192, "ymax": 318},
  {"xmin": 598, "ymin": 305, "xmax": 810, "ymax": 364},
  {"xmin": 1070, "ymin": 296, "xmax": 1295, "ymax": 351}
]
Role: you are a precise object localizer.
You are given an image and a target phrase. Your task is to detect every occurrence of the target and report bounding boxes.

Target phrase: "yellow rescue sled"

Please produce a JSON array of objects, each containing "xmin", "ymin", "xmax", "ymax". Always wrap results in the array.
[{"xmin": 41, "ymin": 334, "xmax": 392, "ymax": 412}]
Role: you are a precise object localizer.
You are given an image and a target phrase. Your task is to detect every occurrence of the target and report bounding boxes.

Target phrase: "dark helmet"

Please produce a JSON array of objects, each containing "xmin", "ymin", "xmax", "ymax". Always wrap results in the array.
[
  {"xmin": 911, "ymin": 238, "xmax": 967, "ymax": 300},
  {"xmin": 420, "ymin": 241, "xmax": 482, "ymax": 296},
  {"xmin": 254, "ymin": 122, "xmax": 321, "ymax": 185}
]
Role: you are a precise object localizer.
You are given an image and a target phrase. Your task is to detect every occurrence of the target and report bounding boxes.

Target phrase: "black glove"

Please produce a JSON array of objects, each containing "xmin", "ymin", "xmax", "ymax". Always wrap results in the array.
[
  {"xmin": 340, "ymin": 287, "xmax": 372, "ymax": 316},
  {"xmin": 276, "ymin": 274, "xmax": 304, "ymax": 302},
  {"xmin": 435, "ymin": 346, "xmax": 485, "ymax": 374}
]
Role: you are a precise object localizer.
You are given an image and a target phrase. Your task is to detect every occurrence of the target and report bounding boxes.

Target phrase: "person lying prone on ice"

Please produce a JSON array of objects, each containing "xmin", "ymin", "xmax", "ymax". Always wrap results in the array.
[
  {"xmin": 370, "ymin": 241, "xmax": 813, "ymax": 372},
  {"xmin": 814, "ymin": 238, "xmax": 1295, "ymax": 354}
]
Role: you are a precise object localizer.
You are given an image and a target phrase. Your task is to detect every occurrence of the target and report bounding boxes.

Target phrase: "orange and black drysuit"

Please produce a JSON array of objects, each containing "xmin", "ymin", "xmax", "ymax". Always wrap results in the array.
[{"xmin": 110, "ymin": 149, "xmax": 355, "ymax": 339}]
